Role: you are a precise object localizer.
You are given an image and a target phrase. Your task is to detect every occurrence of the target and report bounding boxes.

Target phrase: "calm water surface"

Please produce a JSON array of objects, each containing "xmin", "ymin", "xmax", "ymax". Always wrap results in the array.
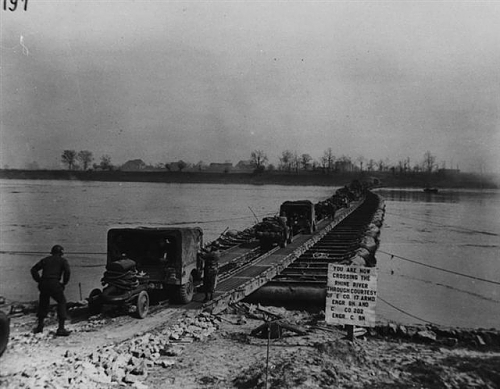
[
  {"xmin": 374, "ymin": 188, "xmax": 500, "ymax": 329},
  {"xmin": 1, "ymin": 180, "xmax": 499, "ymax": 329}
]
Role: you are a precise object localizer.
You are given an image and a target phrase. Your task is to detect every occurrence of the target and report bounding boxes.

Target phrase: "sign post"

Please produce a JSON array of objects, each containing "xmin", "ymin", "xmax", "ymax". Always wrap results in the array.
[{"xmin": 325, "ymin": 263, "xmax": 378, "ymax": 338}]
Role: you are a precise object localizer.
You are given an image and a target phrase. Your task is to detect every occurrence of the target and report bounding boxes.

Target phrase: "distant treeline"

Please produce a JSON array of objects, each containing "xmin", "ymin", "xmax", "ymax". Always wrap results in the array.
[{"xmin": 0, "ymin": 169, "xmax": 497, "ymax": 189}]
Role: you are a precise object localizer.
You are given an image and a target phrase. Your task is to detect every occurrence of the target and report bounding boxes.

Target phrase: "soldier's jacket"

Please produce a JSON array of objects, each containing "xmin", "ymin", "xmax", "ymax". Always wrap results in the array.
[
  {"xmin": 203, "ymin": 251, "xmax": 220, "ymax": 271},
  {"xmin": 31, "ymin": 255, "xmax": 70, "ymax": 285}
]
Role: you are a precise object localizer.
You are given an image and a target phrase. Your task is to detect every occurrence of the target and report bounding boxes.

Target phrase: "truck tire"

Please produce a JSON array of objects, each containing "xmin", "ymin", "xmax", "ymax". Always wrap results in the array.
[
  {"xmin": 88, "ymin": 288, "xmax": 103, "ymax": 315},
  {"xmin": 0, "ymin": 311, "xmax": 9, "ymax": 357},
  {"xmin": 135, "ymin": 291, "xmax": 149, "ymax": 319},
  {"xmin": 177, "ymin": 274, "xmax": 194, "ymax": 304}
]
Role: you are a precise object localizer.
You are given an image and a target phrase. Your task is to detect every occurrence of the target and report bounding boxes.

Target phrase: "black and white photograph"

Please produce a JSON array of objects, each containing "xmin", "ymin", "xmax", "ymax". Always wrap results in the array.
[{"xmin": 1, "ymin": 1, "xmax": 499, "ymax": 387}]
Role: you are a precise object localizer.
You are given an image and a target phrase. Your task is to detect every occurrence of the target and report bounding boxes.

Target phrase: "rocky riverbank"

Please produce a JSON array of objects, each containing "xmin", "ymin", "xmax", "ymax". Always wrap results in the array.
[{"xmin": 1, "ymin": 302, "xmax": 499, "ymax": 389}]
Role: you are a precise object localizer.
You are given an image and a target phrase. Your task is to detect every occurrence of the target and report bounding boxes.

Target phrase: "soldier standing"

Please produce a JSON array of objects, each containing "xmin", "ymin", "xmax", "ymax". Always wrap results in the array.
[
  {"xmin": 201, "ymin": 244, "xmax": 220, "ymax": 302},
  {"xmin": 30, "ymin": 245, "xmax": 71, "ymax": 336}
]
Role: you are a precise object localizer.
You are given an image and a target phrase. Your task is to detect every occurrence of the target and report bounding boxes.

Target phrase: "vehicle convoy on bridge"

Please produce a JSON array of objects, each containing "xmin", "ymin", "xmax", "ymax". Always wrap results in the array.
[
  {"xmin": 82, "ymin": 179, "xmax": 382, "ymax": 319},
  {"xmin": 0, "ymin": 179, "xmax": 382, "ymax": 362}
]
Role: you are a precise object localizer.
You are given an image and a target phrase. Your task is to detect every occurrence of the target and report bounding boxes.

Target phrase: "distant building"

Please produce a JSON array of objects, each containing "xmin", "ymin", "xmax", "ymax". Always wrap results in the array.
[
  {"xmin": 207, "ymin": 162, "xmax": 233, "ymax": 173},
  {"xmin": 121, "ymin": 159, "xmax": 146, "ymax": 171},
  {"xmin": 334, "ymin": 159, "xmax": 357, "ymax": 172},
  {"xmin": 234, "ymin": 160, "xmax": 254, "ymax": 172}
]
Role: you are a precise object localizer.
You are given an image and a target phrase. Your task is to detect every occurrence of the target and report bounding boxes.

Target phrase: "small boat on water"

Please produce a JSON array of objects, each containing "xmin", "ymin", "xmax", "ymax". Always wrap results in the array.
[{"xmin": 423, "ymin": 187, "xmax": 439, "ymax": 193}]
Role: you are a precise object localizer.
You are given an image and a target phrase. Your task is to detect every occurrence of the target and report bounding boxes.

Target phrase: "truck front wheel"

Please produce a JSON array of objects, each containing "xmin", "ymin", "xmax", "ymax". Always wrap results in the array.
[{"xmin": 135, "ymin": 291, "xmax": 150, "ymax": 319}]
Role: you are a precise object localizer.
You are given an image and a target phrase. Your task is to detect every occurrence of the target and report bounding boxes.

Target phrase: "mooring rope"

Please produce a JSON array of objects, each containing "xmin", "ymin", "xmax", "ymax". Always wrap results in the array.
[
  {"xmin": 378, "ymin": 295, "xmax": 441, "ymax": 326},
  {"xmin": 379, "ymin": 249, "xmax": 500, "ymax": 286}
]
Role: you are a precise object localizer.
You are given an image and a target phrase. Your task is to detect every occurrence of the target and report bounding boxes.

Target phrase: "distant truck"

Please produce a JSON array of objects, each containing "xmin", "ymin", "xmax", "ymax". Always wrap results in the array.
[
  {"xmin": 88, "ymin": 227, "xmax": 204, "ymax": 318},
  {"xmin": 255, "ymin": 216, "xmax": 290, "ymax": 250},
  {"xmin": 280, "ymin": 200, "xmax": 317, "ymax": 236}
]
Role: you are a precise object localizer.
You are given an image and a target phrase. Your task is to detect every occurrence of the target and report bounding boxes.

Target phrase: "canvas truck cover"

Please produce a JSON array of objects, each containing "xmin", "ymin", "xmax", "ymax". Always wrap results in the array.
[
  {"xmin": 107, "ymin": 227, "xmax": 203, "ymax": 269},
  {"xmin": 280, "ymin": 200, "xmax": 314, "ymax": 214}
]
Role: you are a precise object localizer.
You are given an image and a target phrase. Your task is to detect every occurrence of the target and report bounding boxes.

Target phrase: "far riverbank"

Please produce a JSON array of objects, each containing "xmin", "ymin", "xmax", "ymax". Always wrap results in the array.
[{"xmin": 0, "ymin": 169, "xmax": 498, "ymax": 189}]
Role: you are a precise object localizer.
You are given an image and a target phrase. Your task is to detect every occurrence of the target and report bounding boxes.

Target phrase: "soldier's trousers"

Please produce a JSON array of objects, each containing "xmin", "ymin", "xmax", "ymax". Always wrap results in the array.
[
  {"xmin": 204, "ymin": 269, "xmax": 218, "ymax": 293},
  {"xmin": 37, "ymin": 279, "xmax": 67, "ymax": 320}
]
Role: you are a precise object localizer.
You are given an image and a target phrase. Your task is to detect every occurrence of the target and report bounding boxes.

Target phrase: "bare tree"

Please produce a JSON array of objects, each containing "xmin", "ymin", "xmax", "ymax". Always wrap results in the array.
[
  {"xmin": 77, "ymin": 150, "xmax": 93, "ymax": 171},
  {"xmin": 319, "ymin": 155, "xmax": 328, "ymax": 173},
  {"xmin": 61, "ymin": 150, "xmax": 77, "ymax": 170},
  {"xmin": 99, "ymin": 155, "xmax": 113, "ymax": 171},
  {"xmin": 322, "ymin": 148, "xmax": 335, "ymax": 173},
  {"xmin": 377, "ymin": 158, "xmax": 390, "ymax": 172},
  {"xmin": 404, "ymin": 157, "xmax": 411, "ymax": 174},
  {"xmin": 397, "ymin": 160, "xmax": 404, "ymax": 174},
  {"xmin": 177, "ymin": 160, "xmax": 187, "ymax": 172},
  {"xmin": 291, "ymin": 151, "xmax": 300, "ymax": 173},
  {"xmin": 279, "ymin": 150, "xmax": 294, "ymax": 172},
  {"xmin": 300, "ymin": 153, "xmax": 312, "ymax": 171},
  {"xmin": 423, "ymin": 151, "xmax": 436, "ymax": 173},
  {"xmin": 367, "ymin": 159, "xmax": 375, "ymax": 172},
  {"xmin": 356, "ymin": 156, "xmax": 365, "ymax": 172},
  {"xmin": 250, "ymin": 150, "xmax": 268, "ymax": 171}
]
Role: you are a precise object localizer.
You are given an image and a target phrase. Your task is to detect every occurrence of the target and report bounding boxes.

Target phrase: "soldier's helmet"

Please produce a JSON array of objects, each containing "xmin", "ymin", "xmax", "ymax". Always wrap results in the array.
[{"xmin": 51, "ymin": 245, "xmax": 64, "ymax": 255}]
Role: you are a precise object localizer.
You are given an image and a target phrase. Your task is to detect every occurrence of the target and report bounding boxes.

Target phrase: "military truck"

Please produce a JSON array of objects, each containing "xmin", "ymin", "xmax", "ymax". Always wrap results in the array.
[
  {"xmin": 279, "ymin": 200, "xmax": 317, "ymax": 237},
  {"xmin": 255, "ymin": 216, "xmax": 290, "ymax": 250},
  {"xmin": 88, "ymin": 227, "xmax": 204, "ymax": 318}
]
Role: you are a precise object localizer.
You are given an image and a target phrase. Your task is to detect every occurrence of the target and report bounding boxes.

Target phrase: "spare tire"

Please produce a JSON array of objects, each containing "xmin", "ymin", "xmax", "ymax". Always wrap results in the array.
[{"xmin": 0, "ymin": 311, "xmax": 9, "ymax": 357}]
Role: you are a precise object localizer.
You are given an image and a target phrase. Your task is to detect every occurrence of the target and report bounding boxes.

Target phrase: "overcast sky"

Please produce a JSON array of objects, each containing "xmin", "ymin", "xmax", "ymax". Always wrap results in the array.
[{"xmin": 1, "ymin": 0, "xmax": 499, "ymax": 172}]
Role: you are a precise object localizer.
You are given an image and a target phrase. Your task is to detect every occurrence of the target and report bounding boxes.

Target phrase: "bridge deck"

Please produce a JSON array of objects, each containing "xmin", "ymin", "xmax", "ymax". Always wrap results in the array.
[{"xmin": 200, "ymin": 201, "xmax": 363, "ymax": 314}]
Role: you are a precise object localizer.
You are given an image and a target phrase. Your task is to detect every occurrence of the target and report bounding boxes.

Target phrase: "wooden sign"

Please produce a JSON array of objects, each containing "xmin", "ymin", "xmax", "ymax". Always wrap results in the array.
[{"xmin": 325, "ymin": 263, "xmax": 378, "ymax": 327}]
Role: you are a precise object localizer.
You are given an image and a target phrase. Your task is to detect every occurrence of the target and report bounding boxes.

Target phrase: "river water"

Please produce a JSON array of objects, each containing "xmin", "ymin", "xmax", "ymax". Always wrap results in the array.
[{"xmin": 0, "ymin": 179, "xmax": 498, "ymax": 329}]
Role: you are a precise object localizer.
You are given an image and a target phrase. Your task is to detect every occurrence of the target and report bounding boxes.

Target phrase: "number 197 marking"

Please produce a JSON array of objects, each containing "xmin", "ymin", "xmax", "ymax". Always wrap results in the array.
[{"xmin": 3, "ymin": 0, "xmax": 28, "ymax": 12}]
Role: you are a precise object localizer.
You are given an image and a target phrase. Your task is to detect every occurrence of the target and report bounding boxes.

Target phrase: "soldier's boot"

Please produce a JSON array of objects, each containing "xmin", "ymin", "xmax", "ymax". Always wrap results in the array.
[
  {"xmin": 56, "ymin": 319, "xmax": 71, "ymax": 337},
  {"xmin": 33, "ymin": 318, "xmax": 44, "ymax": 334}
]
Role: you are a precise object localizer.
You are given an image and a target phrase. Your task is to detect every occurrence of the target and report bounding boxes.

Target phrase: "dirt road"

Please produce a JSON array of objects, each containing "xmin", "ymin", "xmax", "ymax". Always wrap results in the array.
[{"xmin": 1, "ymin": 303, "xmax": 500, "ymax": 388}]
